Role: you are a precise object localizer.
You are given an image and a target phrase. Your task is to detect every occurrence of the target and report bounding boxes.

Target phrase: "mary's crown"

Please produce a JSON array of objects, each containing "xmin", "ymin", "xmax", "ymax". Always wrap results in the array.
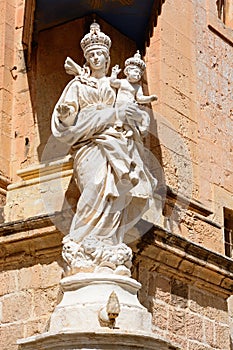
[{"xmin": 80, "ymin": 22, "xmax": 111, "ymax": 57}]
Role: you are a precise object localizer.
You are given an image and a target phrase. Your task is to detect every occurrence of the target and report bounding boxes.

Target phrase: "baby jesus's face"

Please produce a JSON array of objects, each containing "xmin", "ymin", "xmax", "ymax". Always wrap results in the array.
[{"xmin": 126, "ymin": 65, "xmax": 143, "ymax": 83}]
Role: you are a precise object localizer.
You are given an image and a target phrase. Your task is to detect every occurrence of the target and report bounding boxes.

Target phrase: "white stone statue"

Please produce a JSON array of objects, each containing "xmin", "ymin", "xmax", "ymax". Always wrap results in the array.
[
  {"xmin": 110, "ymin": 51, "xmax": 158, "ymax": 138},
  {"xmin": 51, "ymin": 22, "xmax": 157, "ymax": 277}
]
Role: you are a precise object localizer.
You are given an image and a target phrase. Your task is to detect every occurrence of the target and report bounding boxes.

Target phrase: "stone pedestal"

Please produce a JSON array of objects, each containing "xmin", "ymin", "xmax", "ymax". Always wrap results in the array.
[
  {"xmin": 18, "ymin": 330, "xmax": 178, "ymax": 350},
  {"xmin": 18, "ymin": 273, "xmax": 179, "ymax": 349},
  {"xmin": 49, "ymin": 273, "xmax": 151, "ymax": 333}
]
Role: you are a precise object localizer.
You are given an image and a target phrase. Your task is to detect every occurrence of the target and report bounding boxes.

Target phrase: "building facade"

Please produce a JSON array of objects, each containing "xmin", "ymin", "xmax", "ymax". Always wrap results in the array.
[{"xmin": 0, "ymin": 0, "xmax": 233, "ymax": 349}]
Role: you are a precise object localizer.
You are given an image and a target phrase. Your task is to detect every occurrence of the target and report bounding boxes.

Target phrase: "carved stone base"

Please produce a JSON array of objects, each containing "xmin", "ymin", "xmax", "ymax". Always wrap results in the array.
[
  {"xmin": 18, "ymin": 330, "xmax": 178, "ymax": 350},
  {"xmin": 18, "ymin": 273, "xmax": 179, "ymax": 349},
  {"xmin": 49, "ymin": 273, "xmax": 151, "ymax": 332}
]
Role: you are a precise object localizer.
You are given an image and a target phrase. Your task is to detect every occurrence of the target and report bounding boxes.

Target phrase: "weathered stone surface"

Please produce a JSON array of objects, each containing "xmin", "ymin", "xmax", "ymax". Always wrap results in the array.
[
  {"xmin": 18, "ymin": 330, "xmax": 180, "ymax": 350},
  {"xmin": 0, "ymin": 0, "xmax": 233, "ymax": 348},
  {"xmin": 0, "ymin": 323, "xmax": 24, "ymax": 350},
  {"xmin": 2, "ymin": 291, "xmax": 33, "ymax": 323}
]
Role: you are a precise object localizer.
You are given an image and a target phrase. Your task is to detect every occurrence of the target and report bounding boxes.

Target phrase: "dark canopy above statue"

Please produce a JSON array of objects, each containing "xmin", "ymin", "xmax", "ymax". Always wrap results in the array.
[{"xmin": 34, "ymin": 0, "xmax": 165, "ymax": 50}]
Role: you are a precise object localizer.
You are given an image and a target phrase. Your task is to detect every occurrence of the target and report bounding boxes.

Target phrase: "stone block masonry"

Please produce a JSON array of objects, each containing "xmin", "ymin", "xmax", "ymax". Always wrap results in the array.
[{"xmin": 0, "ymin": 0, "xmax": 232, "ymax": 348}]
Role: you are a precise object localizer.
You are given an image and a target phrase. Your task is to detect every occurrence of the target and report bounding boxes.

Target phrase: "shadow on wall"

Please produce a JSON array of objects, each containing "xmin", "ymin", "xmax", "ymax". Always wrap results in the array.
[
  {"xmin": 132, "ymin": 254, "xmax": 232, "ymax": 348},
  {"xmin": 26, "ymin": 14, "xmax": 165, "ymax": 234},
  {"xmin": 27, "ymin": 14, "xmax": 164, "ymax": 166},
  {"xmin": 27, "ymin": 17, "xmax": 85, "ymax": 163},
  {"xmin": 27, "ymin": 15, "xmax": 140, "ymax": 163}
]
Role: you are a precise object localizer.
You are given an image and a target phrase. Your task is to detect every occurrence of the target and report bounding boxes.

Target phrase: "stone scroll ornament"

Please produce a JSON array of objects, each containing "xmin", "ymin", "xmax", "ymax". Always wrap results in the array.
[{"xmin": 51, "ymin": 22, "xmax": 158, "ymax": 277}]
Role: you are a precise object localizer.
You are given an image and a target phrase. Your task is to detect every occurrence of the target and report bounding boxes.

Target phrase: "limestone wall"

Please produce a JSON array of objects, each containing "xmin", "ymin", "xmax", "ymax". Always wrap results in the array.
[
  {"xmin": 145, "ymin": 0, "xmax": 233, "ymax": 254},
  {"xmin": 0, "ymin": 0, "xmax": 233, "ymax": 349},
  {"xmin": 137, "ymin": 265, "xmax": 230, "ymax": 349},
  {"xmin": 1, "ymin": 221, "xmax": 233, "ymax": 350},
  {"xmin": 0, "ymin": 259, "xmax": 62, "ymax": 350}
]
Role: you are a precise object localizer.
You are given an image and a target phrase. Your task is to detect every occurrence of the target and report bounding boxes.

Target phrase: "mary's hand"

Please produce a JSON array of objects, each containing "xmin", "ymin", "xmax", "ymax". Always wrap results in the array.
[{"xmin": 125, "ymin": 103, "xmax": 142, "ymax": 122}]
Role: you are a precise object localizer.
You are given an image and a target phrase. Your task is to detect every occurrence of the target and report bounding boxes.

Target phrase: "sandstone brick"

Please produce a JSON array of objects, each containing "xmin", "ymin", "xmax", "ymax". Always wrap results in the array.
[
  {"xmin": 148, "ymin": 272, "xmax": 157, "ymax": 297},
  {"xmin": 160, "ymin": 0, "xmax": 194, "ymax": 37},
  {"xmin": 194, "ymin": 265, "xmax": 224, "ymax": 287},
  {"xmin": 14, "ymin": 89, "xmax": 32, "ymax": 115},
  {"xmin": 40, "ymin": 261, "xmax": 63, "ymax": 288},
  {"xmin": 15, "ymin": 77, "xmax": 31, "ymax": 101},
  {"xmin": 151, "ymin": 325, "xmax": 166, "ymax": 339},
  {"xmin": 178, "ymin": 259, "xmax": 195, "ymax": 276},
  {"xmin": 151, "ymin": 299, "xmax": 169, "ymax": 331},
  {"xmin": 198, "ymin": 175, "xmax": 213, "ymax": 209},
  {"xmin": 167, "ymin": 333, "xmax": 188, "ymax": 349},
  {"xmin": 157, "ymin": 19, "xmax": 175, "ymax": 47},
  {"xmin": 188, "ymin": 341, "xmax": 211, "ymax": 350},
  {"xmin": 0, "ymin": 323, "xmax": 24, "ymax": 350},
  {"xmin": 228, "ymin": 296, "xmax": 233, "ymax": 317},
  {"xmin": 186, "ymin": 312, "xmax": 203, "ymax": 342},
  {"xmin": 4, "ymin": 2, "xmax": 15, "ymax": 27},
  {"xmin": 0, "ymin": 155, "xmax": 10, "ymax": 176},
  {"xmin": 18, "ymin": 261, "xmax": 62, "ymax": 292},
  {"xmin": 0, "ymin": 300, "xmax": 2, "ymax": 322},
  {"xmin": 0, "ymin": 1, "xmax": 6, "ymax": 25},
  {"xmin": 0, "ymin": 88, "xmax": 13, "ymax": 115},
  {"xmin": 215, "ymin": 323, "xmax": 231, "ymax": 349},
  {"xmin": 171, "ymin": 279, "xmax": 188, "ymax": 308},
  {"xmin": 138, "ymin": 266, "xmax": 150, "ymax": 307},
  {"xmin": 0, "ymin": 270, "xmax": 17, "ymax": 296},
  {"xmin": 189, "ymin": 287, "xmax": 228, "ymax": 323},
  {"xmin": 24, "ymin": 316, "xmax": 50, "ymax": 337},
  {"xmin": 2, "ymin": 25, "xmax": 14, "ymax": 57},
  {"xmin": 16, "ymin": 5, "xmax": 24, "ymax": 29},
  {"xmin": 2, "ymin": 291, "xmax": 33, "ymax": 323},
  {"xmin": 155, "ymin": 274, "xmax": 171, "ymax": 303},
  {"xmin": 157, "ymin": 122, "xmax": 198, "ymax": 166},
  {"xmin": 168, "ymin": 307, "xmax": 186, "ymax": 336},
  {"xmin": 194, "ymin": 5, "xmax": 207, "ymax": 26},
  {"xmin": 0, "ymin": 134, "xmax": 12, "ymax": 163},
  {"xmin": 157, "ymin": 103, "xmax": 198, "ymax": 140},
  {"xmin": 1, "ymin": 111, "xmax": 12, "ymax": 136},
  {"xmin": 33, "ymin": 286, "xmax": 61, "ymax": 318},
  {"xmin": 158, "ymin": 250, "xmax": 182, "ymax": 270},
  {"xmin": 0, "ymin": 2, "xmax": 232, "ymax": 350},
  {"xmin": 160, "ymin": 81, "xmax": 194, "ymax": 120},
  {"xmin": 0, "ymin": 66, "xmax": 14, "ymax": 93},
  {"xmin": 204, "ymin": 318, "xmax": 215, "ymax": 347},
  {"xmin": 18, "ymin": 264, "xmax": 42, "ymax": 291}
]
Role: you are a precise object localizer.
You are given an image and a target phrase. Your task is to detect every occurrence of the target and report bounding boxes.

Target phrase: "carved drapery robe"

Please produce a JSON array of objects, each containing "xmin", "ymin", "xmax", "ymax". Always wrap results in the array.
[{"xmin": 52, "ymin": 76, "xmax": 157, "ymax": 247}]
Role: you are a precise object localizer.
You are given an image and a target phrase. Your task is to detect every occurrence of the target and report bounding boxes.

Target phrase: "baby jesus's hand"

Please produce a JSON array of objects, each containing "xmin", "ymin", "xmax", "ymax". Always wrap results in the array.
[
  {"xmin": 149, "ymin": 94, "xmax": 158, "ymax": 102},
  {"xmin": 111, "ymin": 64, "xmax": 121, "ymax": 77}
]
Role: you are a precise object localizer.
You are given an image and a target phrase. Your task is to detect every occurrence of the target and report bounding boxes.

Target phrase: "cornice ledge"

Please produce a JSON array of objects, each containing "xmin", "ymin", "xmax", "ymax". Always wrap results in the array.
[
  {"xmin": 134, "ymin": 224, "xmax": 233, "ymax": 298},
  {"xmin": 0, "ymin": 174, "xmax": 11, "ymax": 195},
  {"xmin": 1, "ymin": 213, "xmax": 232, "ymax": 297},
  {"xmin": 0, "ymin": 211, "xmax": 69, "ymax": 237},
  {"xmin": 0, "ymin": 212, "xmax": 69, "ymax": 263}
]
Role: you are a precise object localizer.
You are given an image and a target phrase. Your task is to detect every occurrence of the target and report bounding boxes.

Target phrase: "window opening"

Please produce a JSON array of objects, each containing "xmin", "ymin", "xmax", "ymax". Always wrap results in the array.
[
  {"xmin": 216, "ymin": 0, "xmax": 233, "ymax": 28},
  {"xmin": 217, "ymin": 0, "xmax": 226, "ymax": 22},
  {"xmin": 224, "ymin": 208, "xmax": 233, "ymax": 258}
]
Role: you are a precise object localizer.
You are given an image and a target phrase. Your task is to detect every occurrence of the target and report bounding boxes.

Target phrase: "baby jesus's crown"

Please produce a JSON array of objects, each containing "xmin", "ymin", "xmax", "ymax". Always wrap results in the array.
[
  {"xmin": 80, "ymin": 22, "xmax": 111, "ymax": 57},
  {"xmin": 125, "ymin": 51, "xmax": 146, "ymax": 72}
]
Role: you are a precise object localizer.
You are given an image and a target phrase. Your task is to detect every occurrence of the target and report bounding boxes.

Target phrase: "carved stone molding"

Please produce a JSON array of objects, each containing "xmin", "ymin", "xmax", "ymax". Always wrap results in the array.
[
  {"xmin": 134, "ymin": 224, "xmax": 233, "ymax": 298},
  {"xmin": 1, "ymin": 213, "xmax": 233, "ymax": 298},
  {"xmin": 18, "ymin": 273, "xmax": 180, "ymax": 350},
  {"xmin": 18, "ymin": 330, "xmax": 179, "ymax": 350},
  {"xmin": 0, "ymin": 174, "xmax": 11, "ymax": 196}
]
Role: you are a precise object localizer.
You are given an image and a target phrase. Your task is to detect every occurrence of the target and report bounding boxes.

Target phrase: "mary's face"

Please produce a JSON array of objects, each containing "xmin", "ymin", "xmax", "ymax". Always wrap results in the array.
[{"xmin": 87, "ymin": 49, "xmax": 107, "ymax": 71}]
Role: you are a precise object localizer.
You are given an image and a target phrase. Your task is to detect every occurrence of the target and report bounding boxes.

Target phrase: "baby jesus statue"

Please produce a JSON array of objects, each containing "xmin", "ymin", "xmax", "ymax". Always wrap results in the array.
[{"xmin": 110, "ymin": 51, "xmax": 158, "ymax": 137}]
